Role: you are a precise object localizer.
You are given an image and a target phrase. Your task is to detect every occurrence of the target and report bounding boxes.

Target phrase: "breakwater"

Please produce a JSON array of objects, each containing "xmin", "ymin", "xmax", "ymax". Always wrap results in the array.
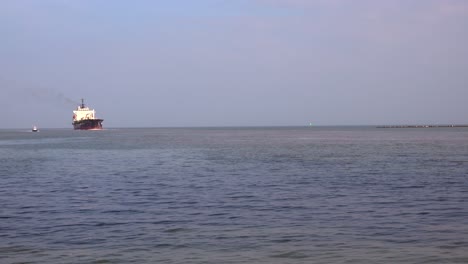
[{"xmin": 376, "ymin": 125, "xmax": 468, "ymax": 128}]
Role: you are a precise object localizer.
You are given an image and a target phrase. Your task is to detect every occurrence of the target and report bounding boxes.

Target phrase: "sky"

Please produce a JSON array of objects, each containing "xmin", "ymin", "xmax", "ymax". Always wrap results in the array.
[{"xmin": 1, "ymin": 0, "xmax": 467, "ymax": 128}]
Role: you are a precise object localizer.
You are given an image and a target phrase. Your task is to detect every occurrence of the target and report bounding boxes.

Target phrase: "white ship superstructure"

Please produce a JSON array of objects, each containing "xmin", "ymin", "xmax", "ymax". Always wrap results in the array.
[{"xmin": 73, "ymin": 102, "xmax": 96, "ymax": 122}]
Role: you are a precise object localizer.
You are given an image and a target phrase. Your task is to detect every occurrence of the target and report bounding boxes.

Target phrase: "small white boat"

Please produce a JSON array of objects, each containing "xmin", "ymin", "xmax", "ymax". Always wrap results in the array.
[{"xmin": 32, "ymin": 126, "xmax": 38, "ymax": 132}]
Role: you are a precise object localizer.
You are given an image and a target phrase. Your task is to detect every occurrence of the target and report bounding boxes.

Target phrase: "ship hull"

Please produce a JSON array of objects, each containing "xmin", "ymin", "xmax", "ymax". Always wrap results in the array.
[{"xmin": 73, "ymin": 119, "xmax": 103, "ymax": 130}]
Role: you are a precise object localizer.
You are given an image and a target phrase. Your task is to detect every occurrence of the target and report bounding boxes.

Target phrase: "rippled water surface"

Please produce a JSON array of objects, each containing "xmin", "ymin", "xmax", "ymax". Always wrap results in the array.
[{"xmin": 1, "ymin": 127, "xmax": 468, "ymax": 263}]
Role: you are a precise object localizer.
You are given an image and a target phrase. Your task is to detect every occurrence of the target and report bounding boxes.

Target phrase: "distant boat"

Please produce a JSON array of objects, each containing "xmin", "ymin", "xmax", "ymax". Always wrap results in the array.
[{"xmin": 32, "ymin": 126, "xmax": 38, "ymax": 132}]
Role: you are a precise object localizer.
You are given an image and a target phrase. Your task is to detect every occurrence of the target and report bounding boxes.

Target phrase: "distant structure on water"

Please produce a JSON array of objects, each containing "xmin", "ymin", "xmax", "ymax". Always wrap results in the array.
[{"xmin": 376, "ymin": 125, "xmax": 468, "ymax": 128}]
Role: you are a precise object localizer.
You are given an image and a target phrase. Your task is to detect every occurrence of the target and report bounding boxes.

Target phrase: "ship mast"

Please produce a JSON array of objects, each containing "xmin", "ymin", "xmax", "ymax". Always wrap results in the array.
[{"xmin": 81, "ymin": 98, "xmax": 85, "ymax": 108}]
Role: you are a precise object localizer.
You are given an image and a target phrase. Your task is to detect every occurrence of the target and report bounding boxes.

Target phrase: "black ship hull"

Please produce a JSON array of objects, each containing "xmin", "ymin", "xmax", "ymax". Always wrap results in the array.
[{"xmin": 73, "ymin": 119, "xmax": 103, "ymax": 130}]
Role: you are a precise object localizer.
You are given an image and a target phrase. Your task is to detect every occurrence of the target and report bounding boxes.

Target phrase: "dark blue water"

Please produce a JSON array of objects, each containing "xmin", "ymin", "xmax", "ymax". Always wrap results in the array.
[{"xmin": 1, "ymin": 127, "xmax": 468, "ymax": 263}]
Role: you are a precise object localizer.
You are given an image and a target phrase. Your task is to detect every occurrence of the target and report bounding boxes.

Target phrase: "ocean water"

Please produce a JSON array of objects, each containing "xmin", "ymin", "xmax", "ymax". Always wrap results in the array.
[{"xmin": 1, "ymin": 127, "xmax": 468, "ymax": 264}]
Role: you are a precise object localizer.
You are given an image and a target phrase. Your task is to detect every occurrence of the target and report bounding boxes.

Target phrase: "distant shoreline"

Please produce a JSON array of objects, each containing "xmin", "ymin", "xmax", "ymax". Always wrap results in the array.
[{"xmin": 376, "ymin": 125, "xmax": 468, "ymax": 128}]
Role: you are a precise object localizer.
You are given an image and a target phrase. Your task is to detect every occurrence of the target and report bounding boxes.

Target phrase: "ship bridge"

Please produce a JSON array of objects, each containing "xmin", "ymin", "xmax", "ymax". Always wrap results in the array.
[{"xmin": 73, "ymin": 99, "xmax": 97, "ymax": 121}]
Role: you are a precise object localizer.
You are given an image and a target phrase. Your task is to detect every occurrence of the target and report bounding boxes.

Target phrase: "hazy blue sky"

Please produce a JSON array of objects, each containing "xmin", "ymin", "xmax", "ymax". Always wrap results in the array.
[{"xmin": 1, "ymin": 0, "xmax": 467, "ymax": 128}]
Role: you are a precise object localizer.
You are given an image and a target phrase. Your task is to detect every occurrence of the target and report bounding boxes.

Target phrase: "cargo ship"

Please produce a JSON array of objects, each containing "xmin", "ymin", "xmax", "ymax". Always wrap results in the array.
[{"xmin": 72, "ymin": 99, "xmax": 103, "ymax": 130}]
